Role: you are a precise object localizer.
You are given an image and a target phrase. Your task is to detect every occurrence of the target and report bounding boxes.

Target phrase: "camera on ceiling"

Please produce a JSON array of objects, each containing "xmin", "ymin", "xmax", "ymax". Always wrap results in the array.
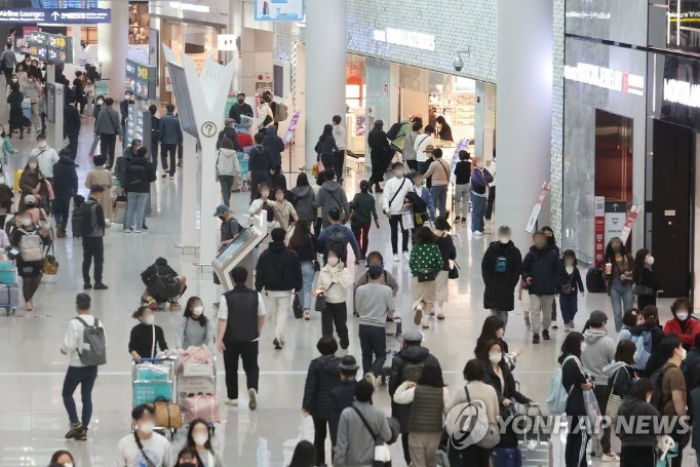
[{"xmin": 453, "ymin": 49, "xmax": 470, "ymax": 73}]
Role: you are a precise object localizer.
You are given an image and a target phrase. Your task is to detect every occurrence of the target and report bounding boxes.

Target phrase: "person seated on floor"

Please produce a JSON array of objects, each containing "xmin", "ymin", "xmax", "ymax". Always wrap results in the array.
[{"xmin": 140, "ymin": 257, "xmax": 187, "ymax": 310}]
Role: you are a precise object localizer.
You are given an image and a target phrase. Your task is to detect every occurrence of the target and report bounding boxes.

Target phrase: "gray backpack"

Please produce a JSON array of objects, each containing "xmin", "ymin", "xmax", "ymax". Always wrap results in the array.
[{"xmin": 74, "ymin": 317, "xmax": 107, "ymax": 366}]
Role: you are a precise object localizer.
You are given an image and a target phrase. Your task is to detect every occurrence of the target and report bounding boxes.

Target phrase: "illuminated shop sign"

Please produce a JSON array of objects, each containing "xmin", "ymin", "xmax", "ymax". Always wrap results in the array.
[
  {"xmin": 0, "ymin": 8, "xmax": 111, "ymax": 24},
  {"xmin": 373, "ymin": 28, "xmax": 435, "ymax": 52},
  {"xmin": 664, "ymin": 79, "xmax": 700, "ymax": 108},
  {"xmin": 564, "ymin": 62, "xmax": 644, "ymax": 96}
]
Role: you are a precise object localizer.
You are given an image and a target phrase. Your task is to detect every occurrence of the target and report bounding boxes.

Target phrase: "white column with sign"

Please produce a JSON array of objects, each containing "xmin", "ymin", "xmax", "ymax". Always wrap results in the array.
[
  {"xmin": 304, "ymin": 0, "xmax": 347, "ymax": 170},
  {"xmin": 45, "ymin": 81, "xmax": 64, "ymax": 153},
  {"xmin": 495, "ymin": 0, "xmax": 552, "ymax": 250},
  {"xmin": 98, "ymin": 0, "xmax": 128, "ymax": 97},
  {"xmin": 162, "ymin": 46, "xmax": 235, "ymax": 266},
  {"xmin": 604, "ymin": 201, "xmax": 628, "ymax": 247}
]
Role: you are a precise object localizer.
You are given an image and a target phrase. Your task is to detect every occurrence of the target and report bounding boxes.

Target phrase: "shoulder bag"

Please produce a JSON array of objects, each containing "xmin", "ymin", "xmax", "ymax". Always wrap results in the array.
[
  {"xmin": 352, "ymin": 406, "xmax": 391, "ymax": 467},
  {"xmin": 387, "ymin": 178, "xmax": 407, "ymax": 211},
  {"xmin": 133, "ymin": 432, "xmax": 156, "ymax": 467},
  {"xmin": 605, "ymin": 368, "xmax": 623, "ymax": 427},
  {"xmin": 417, "ymin": 269, "xmax": 436, "ymax": 283},
  {"xmin": 309, "ymin": 235, "xmax": 321, "ymax": 272},
  {"xmin": 314, "ymin": 283, "xmax": 334, "ymax": 312},
  {"xmin": 449, "ymin": 260, "xmax": 460, "ymax": 279}
]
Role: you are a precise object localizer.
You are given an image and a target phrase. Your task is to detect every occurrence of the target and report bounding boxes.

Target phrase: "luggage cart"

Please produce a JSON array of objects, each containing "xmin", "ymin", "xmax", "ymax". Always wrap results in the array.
[
  {"xmin": 0, "ymin": 260, "xmax": 17, "ymax": 315},
  {"xmin": 177, "ymin": 357, "xmax": 219, "ymax": 431},
  {"xmin": 132, "ymin": 357, "xmax": 178, "ymax": 438},
  {"xmin": 237, "ymin": 151, "xmax": 250, "ymax": 192},
  {"xmin": 380, "ymin": 316, "xmax": 402, "ymax": 386}
]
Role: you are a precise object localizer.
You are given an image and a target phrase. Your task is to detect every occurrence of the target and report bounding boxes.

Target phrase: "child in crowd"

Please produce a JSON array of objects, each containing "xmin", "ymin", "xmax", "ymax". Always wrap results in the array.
[
  {"xmin": 518, "ymin": 277, "xmax": 532, "ymax": 329},
  {"xmin": 559, "ymin": 249, "xmax": 585, "ymax": 332}
]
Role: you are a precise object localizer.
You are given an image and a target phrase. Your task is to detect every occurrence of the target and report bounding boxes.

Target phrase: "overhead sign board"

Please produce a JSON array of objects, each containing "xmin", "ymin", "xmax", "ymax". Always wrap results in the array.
[
  {"xmin": 0, "ymin": 8, "xmax": 111, "ymax": 24},
  {"xmin": 28, "ymin": 32, "xmax": 72, "ymax": 64},
  {"xmin": 125, "ymin": 58, "xmax": 156, "ymax": 100},
  {"xmin": 255, "ymin": 0, "xmax": 304, "ymax": 21}
]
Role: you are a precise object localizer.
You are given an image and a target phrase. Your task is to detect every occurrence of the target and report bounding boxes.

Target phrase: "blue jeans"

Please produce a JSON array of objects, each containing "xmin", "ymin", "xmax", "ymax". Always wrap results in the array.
[
  {"xmin": 300, "ymin": 261, "xmax": 315, "ymax": 310},
  {"xmin": 470, "ymin": 192, "xmax": 486, "ymax": 233},
  {"xmin": 490, "ymin": 310, "xmax": 509, "ymax": 330},
  {"xmin": 89, "ymin": 134, "xmax": 100, "ymax": 155},
  {"xmin": 610, "ymin": 279, "xmax": 634, "ymax": 332},
  {"xmin": 430, "ymin": 185, "xmax": 448, "ymax": 217},
  {"xmin": 125, "ymin": 192, "xmax": 149, "ymax": 230},
  {"xmin": 62, "ymin": 365, "xmax": 98, "ymax": 427},
  {"xmin": 559, "ymin": 292, "xmax": 578, "ymax": 325}
]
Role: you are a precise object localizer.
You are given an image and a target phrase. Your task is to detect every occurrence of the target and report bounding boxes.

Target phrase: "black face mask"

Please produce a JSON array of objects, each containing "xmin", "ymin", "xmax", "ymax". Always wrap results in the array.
[
  {"xmin": 218, "ymin": 216, "xmax": 225, "ymax": 222},
  {"xmin": 237, "ymin": 99, "xmax": 245, "ymax": 104}
]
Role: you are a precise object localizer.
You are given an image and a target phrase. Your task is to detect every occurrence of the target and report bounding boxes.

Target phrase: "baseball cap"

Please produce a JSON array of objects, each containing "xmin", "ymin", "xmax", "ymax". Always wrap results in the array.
[
  {"xmin": 24, "ymin": 194, "xmax": 36, "ymax": 205},
  {"xmin": 338, "ymin": 355, "xmax": 359, "ymax": 371},
  {"xmin": 213, "ymin": 204, "xmax": 230, "ymax": 217},
  {"xmin": 589, "ymin": 310, "xmax": 608, "ymax": 325},
  {"xmin": 403, "ymin": 328, "xmax": 424, "ymax": 343}
]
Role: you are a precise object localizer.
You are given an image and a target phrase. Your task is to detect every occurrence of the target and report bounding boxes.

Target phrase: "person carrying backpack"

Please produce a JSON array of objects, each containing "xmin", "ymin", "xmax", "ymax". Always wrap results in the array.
[
  {"xmin": 318, "ymin": 207, "xmax": 360, "ymax": 266},
  {"xmin": 10, "ymin": 211, "xmax": 50, "ymax": 311},
  {"xmin": 60, "ymin": 293, "xmax": 105, "ymax": 441},
  {"xmin": 314, "ymin": 169, "xmax": 350, "ymax": 228},
  {"xmin": 140, "ymin": 257, "xmax": 187, "ymax": 311},
  {"xmin": 382, "ymin": 162, "xmax": 415, "ymax": 262},
  {"xmin": 631, "ymin": 306, "xmax": 665, "ymax": 377}
]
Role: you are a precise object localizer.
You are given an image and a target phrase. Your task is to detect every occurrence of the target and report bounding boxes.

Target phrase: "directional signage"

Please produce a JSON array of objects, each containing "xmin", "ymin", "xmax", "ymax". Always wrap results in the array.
[
  {"xmin": 125, "ymin": 58, "xmax": 156, "ymax": 100},
  {"xmin": 0, "ymin": 8, "xmax": 111, "ymax": 24},
  {"xmin": 28, "ymin": 32, "xmax": 72, "ymax": 64}
]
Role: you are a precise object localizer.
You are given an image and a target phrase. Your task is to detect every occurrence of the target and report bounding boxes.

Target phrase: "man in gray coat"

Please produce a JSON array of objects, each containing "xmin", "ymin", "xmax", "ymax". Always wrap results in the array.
[
  {"xmin": 314, "ymin": 168, "xmax": 350, "ymax": 228},
  {"xmin": 94, "ymin": 97, "xmax": 120, "ymax": 168}
]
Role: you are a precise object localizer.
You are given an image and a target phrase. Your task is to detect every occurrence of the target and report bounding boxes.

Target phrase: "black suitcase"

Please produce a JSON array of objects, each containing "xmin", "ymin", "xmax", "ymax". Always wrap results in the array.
[{"xmin": 586, "ymin": 268, "xmax": 606, "ymax": 293}]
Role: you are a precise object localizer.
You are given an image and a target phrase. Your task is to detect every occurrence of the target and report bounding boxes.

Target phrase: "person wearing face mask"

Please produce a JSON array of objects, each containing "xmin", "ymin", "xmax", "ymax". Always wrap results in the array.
[
  {"xmin": 482, "ymin": 226, "xmax": 522, "ymax": 330},
  {"xmin": 49, "ymin": 450, "xmax": 75, "ymax": 467},
  {"xmin": 60, "ymin": 294, "xmax": 103, "ymax": 441},
  {"xmin": 88, "ymin": 95, "xmax": 105, "ymax": 157},
  {"xmin": 0, "ymin": 123, "xmax": 15, "ymax": 164},
  {"xmin": 176, "ymin": 297, "xmax": 215, "ymax": 349},
  {"xmin": 559, "ymin": 332, "xmax": 594, "ymax": 467},
  {"xmin": 264, "ymin": 124, "xmax": 285, "ymax": 178},
  {"xmin": 559, "ymin": 249, "xmax": 585, "ymax": 332},
  {"xmin": 382, "ymin": 162, "xmax": 415, "ymax": 262},
  {"xmin": 119, "ymin": 90, "xmax": 134, "ymax": 147},
  {"xmin": 214, "ymin": 204, "xmax": 242, "ymax": 252},
  {"xmin": 128, "ymin": 306, "xmax": 169, "ymax": 362},
  {"xmin": 422, "ymin": 148, "xmax": 451, "ymax": 216},
  {"xmin": 21, "ymin": 71, "xmax": 41, "ymax": 133},
  {"xmin": 604, "ymin": 237, "xmax": 635, "ymax": 332},
  {"xmin": 269, "ymin": 186, "xmax": 298, "ymax": 230},
  {"xmin": 247, "ymin": 132, "xmax": 274, "ymax": 202},
  {"xmin": 7, "ymin": 82, "xmax": 24, "ymax": 139},
  {"xmin": 408, "ymin": 173, "xmax": 436, "ymax": 229},
  {"xmin": 184, "ymin": 419, "xmax": 223, "ymax": 467},
  {"xmin": 618, "ymin": 307, "xmax": 643, "ymax": 343},
  {"xmin": 314, "ymin": 124, "xmax": 339, "ymax": 177},
  {"xmin": 94, "ymin": 97, "xmax": 120, "ymax": 168},
  {"xmin": 469, "ymin": 156, "xmax": 493, "ymax": 236},
  {"xmin": 581, "ymin": 310, "xmax": 618, "ymax": 461},
  {"xmin": 115, "ymin": 404, "xmax": 172, "ymax": 467},
  {"xmin": 352, "ymin": 251, "xmax": 399, "ymax": 317},
  {"xmin": 10, "ymin": 211, "xmax": 48, "ymax": 310},
  {"xmin": 663, "ymin": 298, "xmax": 700, "ymax": 349},
  {"xmin": 315, "ymin": 168, "xmax": 350, "ymax": 228},
  {"xmin": 229, "ymin": 92, "xmax": 253, "ymax": 124},
  {"xmin": 602, "ymin": 340, "xmax": 637, "ymax": 406},
  {"xmin": 317, "ymin": 249, "xmax": 353, "ymax": 353},
  {"xmin": 521, "ymin": 231, "xmax": 565, "ymax": 344},
  {"xmin": 616, "ymin": 378, "xmax": 661, "ymax": 467},
  {"xmin": 0, "ymin": 43, "xmax": 16, "ymax": 85},
  {"xmin": 174, "ymin": 447, "xmax": 202, "ymax": 467},
  {"xmin": 633, "ymin": 248, "xmax": 659, "ymax": 310},
  {"xmin": 31, "ymin": 135, "xmax": 59, "ymax": 182}
]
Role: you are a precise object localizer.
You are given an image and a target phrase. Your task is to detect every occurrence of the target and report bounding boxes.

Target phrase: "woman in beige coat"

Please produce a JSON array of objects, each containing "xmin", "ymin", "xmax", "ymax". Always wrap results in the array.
[{"xmin": 84, "ymin": 154, "xmax": 113, "ymax": 220}]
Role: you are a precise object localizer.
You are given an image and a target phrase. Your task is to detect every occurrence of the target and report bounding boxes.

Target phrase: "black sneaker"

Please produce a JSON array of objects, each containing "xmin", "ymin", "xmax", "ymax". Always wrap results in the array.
[
  {"xmin": 543, "ymin": 330, "xmax": 550, "ymax": 340},
  {"xmin": 272, "ymin": 338, "xmax": 282, "ymax": 350},
  {"xmin": 454, "ymin": 216, "xmax": 461, "ymax": 222},
  {"xmin": 74, "ymin": 427, "xmax": 88, "ymax": 441},
  {"xmin": 94, "ymin": 283, "xmax": 108, "ymax": 290},
  {"xmin": 83, "ymin": 283, "xmax": 92, "ymax": 289},
  {"xmin": 353, "ymin": 311, "xmax": 359, "ymax": 317},
  {"xmin": 532, "ymin": 333, "xmax": 540, "ymax": 344},
  {"xmin": 161, "ymin": 173, "xmax": 167, "ymax": 178},
  {"xmin": 65, "ymin": 422, "xmax": 83, "ymax": 439}
]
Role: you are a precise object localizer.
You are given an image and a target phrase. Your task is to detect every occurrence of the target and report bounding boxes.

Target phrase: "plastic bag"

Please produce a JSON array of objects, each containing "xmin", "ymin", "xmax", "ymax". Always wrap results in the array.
[{"xmin": 583, "ymin": 389, "xmax": 603, "ymax": 440}]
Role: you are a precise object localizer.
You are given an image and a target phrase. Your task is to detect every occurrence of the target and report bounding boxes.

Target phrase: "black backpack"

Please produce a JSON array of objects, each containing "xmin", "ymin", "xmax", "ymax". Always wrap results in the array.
[
  {"xmin": 586, "ymin": 268, "xmax": 606, "ymax": 293},
  {"xmin": 325, "ymin": 228, "xmax": 348, "ymax": 259},
  {"xmin": 73, "ymin": 199, "xmax": 97, "ymax": 238},
  {"xmin": 386, "ymin": 121, "xmax": 404, "ymax": 141},
  {"xmin": 125, "ymin": 164, "xmax": 148, "ymax": 192},
  {"xmin": 649, "ymin": 364, "xmax": 670, "ymax": 411}
]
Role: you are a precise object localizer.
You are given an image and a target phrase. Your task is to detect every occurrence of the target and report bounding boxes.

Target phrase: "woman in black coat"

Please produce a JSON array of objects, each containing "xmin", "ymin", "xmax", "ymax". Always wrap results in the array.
[
  {"xmin": 367, "ymin": 120, "xmax": 393, "ymax": 193},
  {"xmin": 481, "ymin": 228, "xmax": 522, "ymax": 327},
  {"xmin": 302, "ymin": 337, "xmax": 341, "ymax": 467}
]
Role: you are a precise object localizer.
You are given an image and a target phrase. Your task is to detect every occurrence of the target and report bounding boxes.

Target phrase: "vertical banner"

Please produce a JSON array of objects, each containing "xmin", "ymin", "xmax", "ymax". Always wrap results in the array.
[
  {"xmin": 594, "ymin": 196, "xmax": 605, "ymax": 268},
  {"xmin": 283, "ymin": 110, "xmax": 301, "ymax": 147},
  {"xmin": 618, "ymin": 205, "xmax": 640, "ymax": 244},
  {"xmin": 524, "ymin": 182, "xmax": 551, "ymax": 234}
]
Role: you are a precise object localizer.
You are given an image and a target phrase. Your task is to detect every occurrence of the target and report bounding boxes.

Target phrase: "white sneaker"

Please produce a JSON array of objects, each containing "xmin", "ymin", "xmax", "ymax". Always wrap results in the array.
[
  {"xmin": 365, "ymin": 372, "xmax": 377, "ymax": 389},
  {"xmin": 403, "ymin": 251, "xmax": 410, "ymax": 261},
  {"xmin": 124, "ymin": 228, "xmax": 132, "ymax": 234},
  {"xmin": 393, "ymin": 253, "xmax": 399, "ymax": 262},
  {"xmin": 601, "ymin": 453, "xmax": 620, "ymax": 462},
  {"xmin": 337, "ymin": 348, "xmax": 348, "ymax": 357},
  {"xmin": 248, "ymin": 388, "xmax": 257, "ymax": 410},
  {"xmin": 134, "ymin": 230, "xmax": 143, "ymax": 234},
  {"xmin": 225, "ymin": 398, "xmax": 238, "ymax": 406},
  {"xmin": 472, "ymin": 230, "xmax": 482, "ymax": 237}
]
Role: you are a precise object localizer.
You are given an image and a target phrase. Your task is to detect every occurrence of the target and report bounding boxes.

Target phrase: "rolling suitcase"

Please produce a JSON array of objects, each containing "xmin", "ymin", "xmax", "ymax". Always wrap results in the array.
[
  {"xmin": 586, "ymin": 268, "xmax": 606, "ymax": 293},
  {"xmin": 491, "ymin": 447, "xmax": 522, "ymax": 467}
]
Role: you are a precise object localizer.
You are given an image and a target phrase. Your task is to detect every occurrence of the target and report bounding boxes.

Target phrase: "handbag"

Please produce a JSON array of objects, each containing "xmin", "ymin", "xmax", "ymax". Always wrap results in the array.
[
  {"xmin": 418, "ymin": 268, "xmax": 436, "ymax": 283},
  {"xmin": 315, "ymin": 283, "xmax": 334, "ymax": 312},
  {"xmin": 150, "ymin": 396, "xmax": 183, "ymax": 429},
  {"xmin": 42, "ymin": 243, "xmax": 58, "ymax": 275},
  {"xmin": 309, "ymin": 234, "xmax": 321, "ymax": 272},
  {"xmin": 293, "ymin": 294, "xmax": 303, "ymax": 319},
  {"xmin": 605, "ymin": 369, "xmax": 623, "ymax": 427},
  {"xmin": 449, "ymin": 261, "xmax": 460, "ymax": 280},
  {"xmin": 353, "ymin": 406, "xmax": 391, "ymax": 467},
  {"xmin": 634, "ymin": 284, "xmax": 654, "ymax": 296},
  {"xmin": 615, "ymin": 261, "xmax": 634, "ymax": 286}
]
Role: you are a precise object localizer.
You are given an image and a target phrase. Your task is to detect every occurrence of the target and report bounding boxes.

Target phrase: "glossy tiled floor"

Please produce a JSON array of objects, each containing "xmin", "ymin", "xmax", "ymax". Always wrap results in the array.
[{"xmin": 0, "ymin": 112, "xmax": 687, "ymax": 467}]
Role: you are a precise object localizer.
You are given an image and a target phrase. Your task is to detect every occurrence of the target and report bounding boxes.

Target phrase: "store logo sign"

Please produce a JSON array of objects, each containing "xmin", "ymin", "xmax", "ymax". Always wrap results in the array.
[
  {"xmin": 373, "ymin": 28, "xmax": 435, "ymax": 51},
  {"xmin": 564, "ymin": 62, "xmax": 644, "ymax": 96},
  {"xmin": 664, "ymin": 79, "xmax": 700, "ymax": 108}
]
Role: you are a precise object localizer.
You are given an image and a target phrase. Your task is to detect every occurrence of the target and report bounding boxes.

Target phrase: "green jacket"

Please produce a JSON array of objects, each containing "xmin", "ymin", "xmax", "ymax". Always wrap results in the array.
[{"xmin": 349, "ymin": 192, "xmax": 378, "ymax": 225}]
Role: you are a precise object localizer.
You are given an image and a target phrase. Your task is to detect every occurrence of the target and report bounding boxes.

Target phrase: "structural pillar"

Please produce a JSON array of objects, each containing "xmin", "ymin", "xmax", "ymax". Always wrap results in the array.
[
  {"xmin": 495, "ymin": 0, "xmax": 553, "ymax": 250},
  {"xmin": 304, "ymin": 0, "xmax": 346, "ymax": 170},
  {"xmin": 97, "ymin": 0, "xmax": 128, "ymax": 97},
  {"xmin": 475, "ymin": 81, "xmax": 496, "ymax": 162}
]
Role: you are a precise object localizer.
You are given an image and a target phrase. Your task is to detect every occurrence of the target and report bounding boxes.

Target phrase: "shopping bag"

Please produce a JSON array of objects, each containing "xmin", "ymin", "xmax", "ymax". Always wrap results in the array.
[
  {"xmin": 401, "ymin": 205, "xmax": 415, "ymax": 230},
  {"xmin": 114, "ymin": 201, "xmax": 127, "ymax": 224},
  {"xmin": 293, "ymin": 294, "xmax": 303, "ymax": 319},
  {"xmin": 583, "ymin": 389, "xmax": 603, "ymax": 439}
]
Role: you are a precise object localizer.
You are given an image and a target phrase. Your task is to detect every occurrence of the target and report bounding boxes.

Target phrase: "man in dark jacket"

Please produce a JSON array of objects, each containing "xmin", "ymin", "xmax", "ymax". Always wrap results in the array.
[
  {"xmin": 119, "ymin": 91, "xmax": 134, "ymax": 148},
  {"xmin": 63, "ymin": 97, "xmax": 81, "ymax": 160},
  {"xmin": 229, "ymin": 92, "xmax": 254, "ymax": 124},
  {"xmin": 521, "ymin": 230, "xmax": 564, "ymax": 344},
  {"xmin": 255, "ymin": 228, "xmax": 302, "ymax": 350},
  {"xmin": 314, "ymin": 169, "xmax": 350, "ymax": 228},
  {"xmin": 217, "ymin": 118, "xmax": 242, "ymax": 150},
  {"xmin": 148, "ymin": 105, "xmax": 160, "ymax": 164},
  {"xmin": 263, "ymin": 125, "xmax": 285, "ymax": 176},
  {"xmin": 388, "ymin": 328, "xmax": 441, "ymax": 465},
  {"xmin": 94, "ymin": 97, "xmax": 120, "ymax": 168},
  {"xmin": 318, "ymin": 207, "xmax": 360, "ymax": 265},
  {"xmin": 329, "ymin": 355, "xmax": 359, "ymax": 446},
  {"xmin": 481, "ymin": 225, "xmax": 522, "ymax": 331},
  {"xmin": 247, "ymin": 132, "xmax": 273, "ymax": 202},
  {"xmin": 123, "ymin": 147, "xmax": 156, "ymax": 233},
  {"xmin": 82, "ymin": 185, "xmax": 109, "ymax": 290},
  {"xmin": 140, "ymin": 256, "xmax": 187, "ymax": 310},
  {"xmin": 159, "ymin": 103, "xmax": 183, "ymax": 179},
  {"xmin": 52, "ymin": 150, "xmax": 78, "ymax": 238}
]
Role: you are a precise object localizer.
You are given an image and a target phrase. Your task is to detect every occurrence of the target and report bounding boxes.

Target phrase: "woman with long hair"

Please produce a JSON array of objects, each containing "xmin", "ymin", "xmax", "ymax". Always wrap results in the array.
[
  {"xmin": 349, "ymin": 180, "xmax": 379, "ymax": 260},
  {"xmin": 618, "ymin": 378, "xmax": 659, "ymax": 467},
  {"xmin": 291, "ymin": 172, "xmax": 315, "ymax": 223},
  {"xmin": 604, "ymin": 237, "xmax": 635, "ymax": 332},
  {"xmin": 176, "ymin": 296, "xmax": 215, "ymax": 349},
  {"xmin": 632, "ymin": 248, "xmax": 659, "ymax": 310},
  {"xmin": 50, "ymin": 450, "xmax": 75, "ymax": 466},
  {"xmin": 474, "ymin": 315, "xmax": 523, "ymax": 371},
  {"xmin": 367, "ymin": 120, "xmax": 393, "ymax": 192},
  {"xmin": 289, "ymin": 440, "xmax": 316, "ymax": 467},
  {"xmin": 432, "ymin": 214, "xmax": 456, "ymax": 319},
  {"xmin": 314, "ymin": 123, "xmax": 338, "ymax": 173},
  {"xmin": 184, "ymin": 419, "xmax": 222, "ymax": 467},
  {"xmin": 289, "ymin": 219, "xmax": 319, "ymax": 320}
]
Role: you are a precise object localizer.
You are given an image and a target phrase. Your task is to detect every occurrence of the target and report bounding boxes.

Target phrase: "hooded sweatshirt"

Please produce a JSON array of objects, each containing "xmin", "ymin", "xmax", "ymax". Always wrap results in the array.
[
  {"xmin": 617, "ymin": 396, "xmax": 660, "ymax": 447},
  {"xmin": 263, "ymin": 125, "xmax": 285, "ymax": 168},
  {"xmin": 602, "ymin": 360, "xmax": 635, "ymax": 396},
  {"xmin": 291, "ymin": 185, "xmax": 315, "ymax": 222},
  {"xmin": 216, "ymin": 147, "xmax": 242, "ymax": 178},
  {"xmin": 314, "ymin": 180, "xmax": 350, "ymax": 227},
  {"xmin": 581, "ymin": 328, "xmax": 616, "ymax": 386}
]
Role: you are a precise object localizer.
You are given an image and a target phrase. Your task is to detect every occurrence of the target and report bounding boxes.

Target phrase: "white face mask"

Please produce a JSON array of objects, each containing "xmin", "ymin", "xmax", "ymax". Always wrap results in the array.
[
  {"xmin": 565, "ymin": 265, "xmax": 574, "ymax": 275},
  {"xmin": 498, "ymin": 236, "xmax": 509, "ymax": 244},
  {"xmin": 192, "ymin": 306, "xmax": 204, "ymax": 316},
  {"xmin": 489, "ymin": 353, "xmax": 502, "ymax": 363},
  {"xmin": 581, "ymin": 343, "xmax": 587, "ymax": 353},
  {"xmin": 97, "ymin": 100, "xmax": 104, "ymax": 105},
  {"xmin": 680, "ymin": 347, "xmax": 688, "ymax": 360},
  {"xmin": 21, "ymin": 218, "xmax": 31, "ymax": 227},
  {"xmin": 193, "ymin": 433, "xmax": 209, "ymax": 446},
  {"xmin": 64, "ymin": 463, "xmax": 74, "ymax": 467},
  {"xmin": 38, "ymin": 142, "xmax": 46, "ymax": 148},
  {"xmin": 646, "ymin": 255, "xmax": 655, "ymax": 266},
  {"xmin": 28, "ymin": 163, "xmax": 37, "ymax": 170},
  {"xmin": 676, "ymin": 312, "xmax": 689, "ymax": 321},
  {"xmin": 138, "ymin": 421, "xmax": 155, "ymax": 435},
  {"xmin": 394, "ymin": 170, "xmax": 403, "ymax": 178},
  {"xmin": 645, "ymin": 394, "xmax": 652, "ymax": 404},
  {"xmin": 144, "ymin": 315, "xmax": 154, "ymax": 326},
  {"xmin": 327, "ymin": 257, "xmax": 339, "ymax": 266}
]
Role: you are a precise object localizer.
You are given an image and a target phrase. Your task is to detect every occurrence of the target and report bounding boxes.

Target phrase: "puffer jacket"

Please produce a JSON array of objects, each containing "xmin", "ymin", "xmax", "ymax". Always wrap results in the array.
[
  {"xmin": 291, "ymin": 185, "xmax": 315, "ymax": 222},
  {"xmin": 51, "ymin": 155, "xmax": 78, "ymax": 197},
  {"xmin": 216, "ymin": 148, "xmax": 242, "ymax": 178},
  {"xmin": 521, "ymin": 244, "xmax": 564, "ymax": 296},
  {"xmin": 255, "ymin": 241, "xmax": 302, "ymax": 292},
  {"xmin": 302, "ymin": 354, "xmax": 341, "ymax": 418}
]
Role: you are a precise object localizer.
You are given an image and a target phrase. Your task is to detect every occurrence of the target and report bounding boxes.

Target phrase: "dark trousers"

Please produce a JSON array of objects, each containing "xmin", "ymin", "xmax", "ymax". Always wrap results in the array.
[
  {"xmin": 161, "ymin": 143, "xmax": 177, "ymax": 176},
  {"xmin": 449, "ymin": 445, "xmax": 491, "ymax": 467},
  {"xmin": 9, "ymin": 111, "xmax": 23, "ymax": 137},
  {"xmin": 559, "ymin": 292, "xmax": 578, "ymax": 325},
  {"xmin": 222, "ymin": 341, "xmax": 259, "ymax": 400},
  {"xmin": 99, "ymin": 133, "xmax": 117, "ymax": 168},
  {"xmin": 82, "ymin": 236, "xmax": 104, "ymax": 284},
  {"xmin": 62, "ymin": 365, "xmax": 98, "ymax": 428},
  {"xmin": 322, "ymin": 302, "xmax": 349, "ymax": 349},
  {"xmin": 334, "ymin": 150, "xmax": 345, "ymax": 180},
  {"xmin": 359, "ymin": 324, "xmax": 386, "ymax": 376},
  {"xmin": 620, "ymin": 446, "xmax": 656, "ymax": 467},
  {"xmin": 53, "ymin": 195, "xmax": 71, "ymax": 230},
  {"xmin": 406, "ymin": 159, "xmax": 418, "ymax": 172},
  {"xmin": 401, "ymin": 433, "xmax": 411, "ymax": 464},
  {"xmin": 486, "ymin": 186, "xmax": 496, "ymax": 220},
  {"xmin": 3, "ymin": 68, "xmax": 12, "ymax": 85},
  {"xmin": 312, "ymin": 417, "xmax": 329, "ymax": 465},
  {"xmin": 592, "ymin": 384, "xmax": 611, "ymax": 454},
  {"xmin": 249, "ymin": 172, "xmax": 269, "ymax": 203},
  {"xmin": 352, "ymin": 222, "xmax": 370, "ymax": 259},
  {"xmin": 389, "ymin": 214, "xmax": 409, "ymax": 254},
  {"xmin": 637, "ymin": 294, "xmax": 657, "ymax": 310},
  {"xmin": 565, "ymin": 415, "xmax": 589, "ymax": 467},
  {"xmin": 219, "ymin": 175, "xmax": 234, "ymax": 206},
  {"xmin": 313, "ymin": 217, "xmax": 323, "ymax": 240},
  {"xmin": 21, "ymin": 275, "xmax": 41, "ymax": 301},
  {"xmin": 67, "ymin": 131, "xmax": 79, "ymax": 160},
  {"xmin": 150, "ymin": 143, "xmax": 158, "ymax": 165}
]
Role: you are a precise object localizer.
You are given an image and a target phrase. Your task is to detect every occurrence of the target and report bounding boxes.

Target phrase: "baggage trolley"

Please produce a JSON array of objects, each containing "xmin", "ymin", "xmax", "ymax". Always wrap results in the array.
[
  {"xmin": 237, "ymin": 152, "xmax": 250, "ymax": 192},
  {"xmin": 177, "ymin": 356, "xmax": 219, "ymax": 431},
  {"xmin": 380, "ymin": 316, "xmax": 403, "ymax": 386},
  {"xmin": 132, "ymin": 357, "xmax": 179, "ymax": 437}
]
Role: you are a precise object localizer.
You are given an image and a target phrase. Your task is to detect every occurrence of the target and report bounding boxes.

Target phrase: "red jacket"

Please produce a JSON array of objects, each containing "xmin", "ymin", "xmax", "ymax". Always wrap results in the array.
[{"xmin": 663, "ymin": 318, "xmax": 700, "ymax": 347}]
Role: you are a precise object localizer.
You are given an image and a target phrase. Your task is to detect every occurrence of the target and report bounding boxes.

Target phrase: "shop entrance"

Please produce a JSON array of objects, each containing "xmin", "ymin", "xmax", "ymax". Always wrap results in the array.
[{"xmin": 651, "ymin": 119, "xmax": 694, "ymax": 298}]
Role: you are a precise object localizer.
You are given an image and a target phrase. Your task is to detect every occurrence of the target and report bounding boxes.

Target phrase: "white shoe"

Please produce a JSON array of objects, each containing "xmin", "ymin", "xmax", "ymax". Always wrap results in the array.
[
  {"xmin": 403, "ymin": 251, "xmax": 410, "ymax": 261},
  {"xmin": 472, "ymin": 230, "xmax": 482, "ymax": 237},
  {"xmin": 225, "ymin": 398, "xmax": 238, "ymax": 406},
  {"xmin": 124, "ymin": 228, "xmax": 132, "ymax": 234},
  {"xmin": 337, "ymin": 348, "xmax": 348, "ymax": 357},
  {"xmin": 134, "ymin": 230, "xmax": 143, "ymax": 234},
  {"xmin": 248, "ymin": 388, "xmax": 257, "ymax": 410},
  {"xmin": 365, "ymin": 372, "xmax": 377, "ymax": 389},
  {"xmin": 393, "ymin": 254, "xmax": 399, "ymax": 262},
  {"xmin": 601, "ymin": 453, "xmax": 620, "ymax": 462}
]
